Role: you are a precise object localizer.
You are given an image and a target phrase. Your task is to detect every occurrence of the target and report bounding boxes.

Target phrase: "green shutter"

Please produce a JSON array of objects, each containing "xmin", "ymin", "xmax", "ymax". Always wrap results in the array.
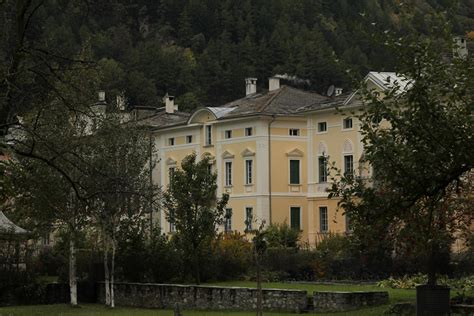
[
  {"xmin": 290, "ymin": 160, "xmax": 300, "ymax": 184},
  {"xmin": 290, "ymin": 207, "xmax": 300, "ymax": 230}
]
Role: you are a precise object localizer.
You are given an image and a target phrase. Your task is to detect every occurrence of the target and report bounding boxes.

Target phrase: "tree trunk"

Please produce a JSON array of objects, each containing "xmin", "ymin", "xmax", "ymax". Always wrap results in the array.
[
  {"xmin": 427, "ymin": 242, "xmax": 438, "ymax": 286},
  {"xmin": 69, "ymin": 237, "xmax": 78, "ymax": 306},
  {"xmin": 103, "ymin": 233, "xmax": 110, "ymax": 306},
  {"xmin": 256, "ymin": 257, "xmax": 263, "ymax": 316},
  {"xmin": 110, "ymin": 233, "xmax": 116, "ymax": 308}
]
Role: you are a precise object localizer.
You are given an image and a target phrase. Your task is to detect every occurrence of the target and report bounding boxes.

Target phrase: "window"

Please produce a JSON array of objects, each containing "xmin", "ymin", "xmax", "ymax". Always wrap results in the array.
[
  {"xmin": 168, "ymin": 137, "xmax": 175, "ymax": 146},
  {"xmin": 169, "ymin": 210, "xmax": 176, "ymax": 232},
  {"xmin": 289, "ymin": 128, "xmax": 300, "ymax": 136},
  {"xmin": 207, "ymin": 163, "xmax": 213, "ymax": 174},
  {"xmin": 224, "ymin": 208, "xmax": 232, "ymax": 232},
  {"xmin": 345, "ymin": 213, "xmax": 352, "ymax": 233},
  {"xmin": 225, "ymin": 161, "xmax": 232, "ymax": 186},
  {"xmin": 245, "ymin": 160, "xmax": 253, "ymax": 185},
  {"xmin": 245, "ymin": 127, "xmax": 253, "ymax": 136},
  {"xmin": 344, "ymin": 155, "xmax": 354, "ymax": 177},
  {"xmin": 318, "ymin": 156, "xmax": 328, "ymax": 183},
  {"xmin": 245, "ymin": 207, "xmax": 253, "ymax": 231},
  {"xmin": 205, "ymin": 125, "xmax": 212, "ymax": 145},
  {"xmin": 343, "ymin": 118, "xmax": 353, "ymax": 129},
  {"xmin": 186, "ymin": 135, "xmax": 193, "ymax": 143},
  {"xmin": 319, "ymin": 207, "xmax": 328, "ymax": 233},
  {"xmin": 225, "ymin": 130, "xmax": 232, "ymax": 139},
  {"xmin": 290, "ymin": 207, "xmax": 301, "ymax": 230},
  {"xmin": 317, "ymin": 122, "xmax": 327, "ymax": 132},
  {"xmin": 289, "ymin": 160, "xmax": 300, "ymax": 184},
  {"xmin": 168, "ymin": 167, "xmax": 176, "ymax": 188}
]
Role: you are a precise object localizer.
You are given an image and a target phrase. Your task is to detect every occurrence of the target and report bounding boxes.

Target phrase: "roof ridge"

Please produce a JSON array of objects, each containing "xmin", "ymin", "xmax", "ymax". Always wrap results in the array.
[{"xmin": 257, "ymin": 86, "xmax": 286, "ymax": 112}]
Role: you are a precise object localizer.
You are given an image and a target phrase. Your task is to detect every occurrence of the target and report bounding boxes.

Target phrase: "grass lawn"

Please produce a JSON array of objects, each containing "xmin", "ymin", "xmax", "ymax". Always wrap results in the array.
[
  {"xmin": 209, "ymin": 280, "xmax": 417, "ymax": 303},
  {"xmin": 0, "ymin": 303, "xmax": 388, "ymax": 316}
]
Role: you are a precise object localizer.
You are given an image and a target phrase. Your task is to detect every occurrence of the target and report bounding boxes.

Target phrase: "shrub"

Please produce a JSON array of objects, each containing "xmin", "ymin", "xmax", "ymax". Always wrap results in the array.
[
  {"xmin": 207, "ymin": 232, "xmax": 252, "ymax": 281},
  {"xmin": 265, "ymin": 222, "xmax": 301, "ymax": 248}
]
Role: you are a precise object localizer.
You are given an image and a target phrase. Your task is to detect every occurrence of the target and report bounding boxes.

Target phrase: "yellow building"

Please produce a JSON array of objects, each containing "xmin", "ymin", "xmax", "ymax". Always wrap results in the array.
[{"xmin": 140, "ymin": 73, "xmax": 405, "ymax": 246}]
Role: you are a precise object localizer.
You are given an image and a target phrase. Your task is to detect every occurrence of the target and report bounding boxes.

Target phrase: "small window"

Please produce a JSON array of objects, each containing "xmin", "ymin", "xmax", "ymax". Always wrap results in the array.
[
  {"xmin": 168, "ymin": 167, "xmax": 176, "ymax": 188},
  {"xmin": 207, "ymin": 163, "xmax": 213, "ymax": 174},
  {"xmin": 168, "ymin": 138, "xmax": 175, "ymax": 146},
  {"xmin": 225, "ymin": 161, "xmax": 232, "ymax": 186},
  {"xmin": 245, "ymin": 127, "xmax": 253, "ymax": 136},
  {"xmin": 245, "ymin": 160, "xmax": 253, "ymax": 185},
  {"xmin": 224, "ymin": 208, "xmax": 232, "ymax": 232},
  {"xmin": 319, "ymin": 206, "xmax": 328, "ymax": 233},
  {"xmin": 344, "ymin": 155, "xmax": 354, "ymax": 177},
  {"xmin": 169, "ymin": 210, "xmax": 176, "ymax": 232},
  {"xmin": 318, "ymin": 122, "xmax": 327, "ymax": 132},
  {"xmin": 289, "ymin": 128, "xmax": 300, "ymax": 136},
  {"xmin": 225, "ymin": 130, "xmax": 232, "ymax": 139},
  {"xmin": 205, "ymin": 125, "xmax": 212, "ymax": 145},
  {"xmin": 345, "ymin": 213, "xmax": 352, "ymax": 233},
  {"xmin": 289, "ymin": 160, "xmax": 300, "ymax": 184},
  {"xmin": 245, "ymin": 207, "xmax": 253, "ymax": 231},
  {"xmin": 290, "ymin": 207, "xmax": 301, "ymax": 230},
  {"xmin": 186, "ymin": 135, "xmax": 193, "ymax": 143},
  {"xmin": 318, "ymin": 156, "xmax": 328, "ymax": 183},
  {"xmin": 343, "ymin": 118, "xmax": 353, "ymax": 129}
]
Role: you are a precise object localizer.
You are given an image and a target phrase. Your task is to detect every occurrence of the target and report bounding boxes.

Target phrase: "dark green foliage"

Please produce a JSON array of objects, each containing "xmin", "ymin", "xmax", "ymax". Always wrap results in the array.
[
  {"xmin": 164, "ymin": 153, "xmax": 229, "ymax": 284},
  {"xmin": 4, "ymin": 0, "xmax": 473, "ymax": 120},
  {"xmin": 264, "ymin": 222, "xmax": 301, "ymax": 248}
]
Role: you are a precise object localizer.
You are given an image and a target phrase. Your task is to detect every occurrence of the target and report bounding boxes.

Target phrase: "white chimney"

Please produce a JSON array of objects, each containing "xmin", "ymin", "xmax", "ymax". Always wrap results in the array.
[
  {"xmin": 164, "ymin": 94, "xmax": 175, "ymax": 114},
  {"xmin": 269, "ymin": 77, "xmax": 280, "ymax": 91},
  {"xmin": 335, "ymin": 87, "xmax": 343, "ymax": 96},
  {"xmin": 245, "ymin": 78, "xmax": 257, "ymax": 96},
  {"xmin": 453, "ymin": 36, "xmax": 468, "ymax": 59},
  {"xmin": 98, "ymin": 90, "xmax": 106, "ymax": 102}
]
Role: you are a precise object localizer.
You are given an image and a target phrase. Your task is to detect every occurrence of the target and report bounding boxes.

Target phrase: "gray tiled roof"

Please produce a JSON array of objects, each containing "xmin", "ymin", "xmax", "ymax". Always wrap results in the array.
[{"xmin": 137, "ymin": 85, "xmax": 348, "ymax": 129}]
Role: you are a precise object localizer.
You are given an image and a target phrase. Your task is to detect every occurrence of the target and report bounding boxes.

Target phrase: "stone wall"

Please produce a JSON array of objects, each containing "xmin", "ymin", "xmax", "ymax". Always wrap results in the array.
[
  {"xmin": 313, "ymin": 291, "xmax": 389, "ymax": 312},
  {"xmin": 97, "ymin": 283, "xmax": 308, "ymax": 312}
]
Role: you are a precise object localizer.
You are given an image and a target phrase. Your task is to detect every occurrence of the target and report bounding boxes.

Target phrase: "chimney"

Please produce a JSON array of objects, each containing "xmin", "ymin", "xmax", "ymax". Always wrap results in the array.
[
  {"xmin": 98, "ymin": 91, "xmax": 106, "ymax": 102},
  {"xmin": 245, "ymin": 78, "xmax": 257, "ymax": 96},
  {"xmin": 269, "ymin": 77, "xmax": 280, "ymax": 91},
  {"xmin": 335, "ymin": 87, "xmax": 343, "ymax": 96},
  {"xmin": 164, "ymin": 94, "xmax": 176, "ymax": 114},
  {"xmin": 453, "ymin": 36, "xmax": 468, "ymax": 59}
]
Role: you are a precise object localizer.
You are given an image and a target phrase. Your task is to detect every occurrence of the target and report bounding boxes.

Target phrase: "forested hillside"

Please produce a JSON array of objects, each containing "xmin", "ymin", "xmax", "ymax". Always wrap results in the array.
[{"xmin": 5, "ymin": 0, "xmax": 474, "ymax": 111}]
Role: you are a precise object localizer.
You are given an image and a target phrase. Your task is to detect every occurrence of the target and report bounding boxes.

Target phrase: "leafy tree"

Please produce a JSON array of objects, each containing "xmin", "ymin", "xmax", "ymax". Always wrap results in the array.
[
  {"xmin": 329, "ymin": 25, "xmax": 474, "ymax": 289},
  {"xmin": 164, "ymin": 153, "xmax": 229, "ymax": 284},
  {"xmin": 265, "ymin": 222, "xmax": 301, "ymax": 249}
]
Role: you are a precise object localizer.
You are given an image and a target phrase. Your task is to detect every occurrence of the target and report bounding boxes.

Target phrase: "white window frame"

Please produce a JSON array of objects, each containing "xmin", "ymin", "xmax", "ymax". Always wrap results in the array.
[
  {"xmin": 344, "ymin": 154, "xmax": 354, "ymax": 177},
  {"xmin": 318, "ymin": 155, "xmax": 328, "ymax": 183},
  {"xmin": 225, "ymin": 161, "xmax": 233, "ymax": 186},
  {"xmin": 288, "ymin": 158, "xmax": 301, "ymax": 185},
  {"xmin": 205, "ymin": 125, "xmax": 212, "ymax": 146},
  {"xmin": 245, "ymin": 207, "xmax": 253, "ymax": 231},
  {"xmin": 186, "ymin": 135, "xmax": 193, "ymax": 144},
  {"xmin": 225, "ymin": 129, "xmax": 232, "ymax": 139},
  {"xmin": 245, "ymin": 127, "xmax": 253, "ymax": 136},
  {"xmin": 289, "ymin": 128, "xmax": 300, "ymax": 136},
  {"xmin": 245, "ymin": 159, "xmax": 253, "ymax": 185},
  {"xmin": 168, "ymin": 137, "xmax": 175, "ymax": 146},
  {"xmin": 317, "ymin": 121, "xmax": 327, "ymax": 133},
  {"xmin": 224, "ymin": 208, "xmax": 232, "ymax": 232},
  {"xmin": 289, "ymin": 205, "xmax": 302, "ymax": 231},
  {"xmin": 342, "ymin": 117, "xmax": 353, "ymax": 130},
  {"xmin": 319, "ymin": 206, "xmax": 329, "ymax": 233}
]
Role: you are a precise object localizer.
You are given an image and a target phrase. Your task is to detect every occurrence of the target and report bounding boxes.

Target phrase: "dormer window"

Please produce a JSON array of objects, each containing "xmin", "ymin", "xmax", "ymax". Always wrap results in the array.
[{"xmin": 289, "ymin": 128, "xmax": 300, "ymax": 136}]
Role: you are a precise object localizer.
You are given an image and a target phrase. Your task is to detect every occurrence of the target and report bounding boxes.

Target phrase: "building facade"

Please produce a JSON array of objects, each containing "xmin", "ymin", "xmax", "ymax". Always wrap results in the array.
[{"xmin": 141, "ymin": 72, "xmax": 400, "ymax": 245}]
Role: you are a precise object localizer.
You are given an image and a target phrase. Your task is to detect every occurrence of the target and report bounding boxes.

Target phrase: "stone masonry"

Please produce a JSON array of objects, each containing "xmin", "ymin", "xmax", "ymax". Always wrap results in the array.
[
  {"xmin": 97, "ymin": 283, "xmax": 308, "ymax": 312},
  {"xmin": 313, "ymin": 291, "xmax": 389, "ymax": 312}
]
